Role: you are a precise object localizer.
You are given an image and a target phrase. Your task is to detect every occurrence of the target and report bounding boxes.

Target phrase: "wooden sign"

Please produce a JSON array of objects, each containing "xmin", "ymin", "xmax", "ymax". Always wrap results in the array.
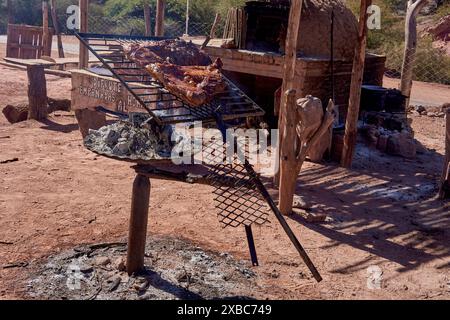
[{"xmin": 71, "ymin": 69, "xmax": 152, "ymax": 113}]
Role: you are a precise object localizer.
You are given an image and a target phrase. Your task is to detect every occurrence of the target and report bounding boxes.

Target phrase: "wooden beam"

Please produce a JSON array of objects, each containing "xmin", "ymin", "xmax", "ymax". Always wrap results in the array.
[
  {"xmin": 439, "ymin": 109, "xmax": 450, "ymax": 199},
  {"xmin": 27, "ymin": 65, "xmax": 48, "ymax": 120},
  {"xmin": 144, "ymin": 4, "xmax": 151, "ymax": 37},
  {"xmin": 155, "ymin": 0, "xmax": 165, "ymax": 37},
  {"xmin": 340, "ymin": 0, "xmax": 372, "ymax": 168},
  {"xmin": 210, "ymin": 13, "xmax": 221, "ymax": 39},
  {"xmin": 50, "ymin": 0, "xmax": 65, "ymax": 58},
  {"xmin": 127, "ymin": 172, "xmax": 151, "ymax": 275},
  {"xmin": 275, "ymin": 0, "xmax": 303, "ymax": 204},
  {"xmin": 42, "ymin": 1, "xmax": 51, "ymax": 57},
  {"xmin": 79, "ymin": 0, "xmax": 89, "ymax": 68}
]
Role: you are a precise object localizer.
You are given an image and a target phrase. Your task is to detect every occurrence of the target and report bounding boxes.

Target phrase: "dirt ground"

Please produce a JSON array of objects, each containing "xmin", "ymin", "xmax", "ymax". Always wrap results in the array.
[{"xmin": 0, "ymin": 43, "xmax": 449, "ymax": 300}]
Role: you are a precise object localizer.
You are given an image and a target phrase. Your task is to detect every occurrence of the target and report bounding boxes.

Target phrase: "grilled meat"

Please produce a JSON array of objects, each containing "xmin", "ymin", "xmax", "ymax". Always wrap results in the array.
[
  {"xmin": 146, "ymin": 58, "xmax": 227, "ymax": 107},
  {"xmin": 123, "ymin": 39, "xmax": 212, "ymax": 67}
]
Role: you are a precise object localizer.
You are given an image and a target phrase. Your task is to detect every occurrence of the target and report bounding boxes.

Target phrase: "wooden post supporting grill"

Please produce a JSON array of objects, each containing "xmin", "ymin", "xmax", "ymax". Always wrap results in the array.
[
  {"xmin": 439, "ymin": 109, "xmax": 450, "ymax": 199},
  {"xmin": 79, "ymin": 0, "xmax": 89, "ymax": 69},
  {"xmin": 42, "ymin": 1, "xmax": 51, "ymax": 57},
  {"xmin": 155, "ymin": 0, "xmax": 165, "ymax": 37},
  {"xmin": 144, "ymin": 4, "xmax": 152, "ymax": 37},
  {"xmin": 127, "ymin": 170, "xmax": 151, "ymax": 275},
  {"xmin": 340, "ymin": 0, "xmax": 372, "ymax": 169},
  {"xmin": 276, "ymin": 0, "xmax": 303, "ymax": 215},
  {"xmin": 51, "ymin": 0, "xmax": 65, "ymax": 58},
  {"xmin": 400, "ymin": 0, "xmax": 429, "ymax": 109},
  {"xmin": 27, "ymin": 65, "xmax": 48, "ymax": 120}
]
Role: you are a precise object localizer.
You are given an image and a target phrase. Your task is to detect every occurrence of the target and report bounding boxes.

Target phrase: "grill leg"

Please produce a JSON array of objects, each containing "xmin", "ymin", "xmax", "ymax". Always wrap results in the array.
[
  {"xmin": 245, "ymin": 225, "xmax": 259, "ymax": 266},
  {"xmin": 127, "ymin": 171, "xmax": 151, "ymax": 275}
]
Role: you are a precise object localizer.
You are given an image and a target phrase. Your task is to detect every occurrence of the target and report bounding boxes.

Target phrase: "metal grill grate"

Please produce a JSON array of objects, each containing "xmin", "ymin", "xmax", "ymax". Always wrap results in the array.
[{"xmin": 75, "ymin": 33, "xmax": 265, "ymax": 125}]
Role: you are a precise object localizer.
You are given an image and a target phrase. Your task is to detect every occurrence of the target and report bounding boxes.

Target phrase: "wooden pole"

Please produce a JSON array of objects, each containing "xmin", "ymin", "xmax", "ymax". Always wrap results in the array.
[
  {"xmin": 50, "ymin": 0, "xmax": 65, "ymax": 58},
  {"xmin": 7, "ymin": 0, "xmax": 14, "ymax": 24},
  {"xmin": 210, "ymin": 13, "xmax": 221, "ymax": 39},
  {"xmin": 340, "ymin": 0, "xmax": 372, "ymax": 168},
  {"xmin": 278, "ymin": 90, "xmax": 299, "ymax": 215},
  {"xmin": 27, "ymin": 66, "xmax": 48, "ymax": 121},
  {"xmin": 275, "ymin": 0, "xmax": 303, "ymax": 216},
  {"xmin": 127, "ymin": 172, "xmax": 151, "ymax": 275},
  {"xmin": 79, "ymin": 0, "xmax": 89, "ymax": 69},
  {"xmin": 439, "ymin": 109, "xmax": 450, "ymax": 199},
  {"xmin": 185, "ymin": 0, "xmax": 190, "ymax": 36},
  {"xmin": 42, "ymin": 1, "xmax": 51, "ymax": 57},
  {"xmin": 400, "ymin": 0, "xmax": 429, "ymax": 109},
  {"xmin": 144, "ymin": 4, "xmax": 151, "ymax": 37},
  {"xmin": 155, "ymin": 0, "xmax": 165, "ymax": 37}
]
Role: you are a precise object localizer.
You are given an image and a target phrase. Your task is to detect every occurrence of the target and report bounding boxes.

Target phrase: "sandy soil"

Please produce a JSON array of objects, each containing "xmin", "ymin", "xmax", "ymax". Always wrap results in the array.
[{"xmin": 0, "ymin": 47, "xmax": 449, "ymax": 300}]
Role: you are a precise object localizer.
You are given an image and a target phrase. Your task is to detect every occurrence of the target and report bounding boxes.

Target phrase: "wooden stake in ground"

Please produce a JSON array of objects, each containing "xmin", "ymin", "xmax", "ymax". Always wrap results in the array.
[
  {"xmin": 400, "ymin": 0, "xmax": 430, "ymax": 109},
  {"xmin": 439, "ymin": 109, "xmax": 450, "ymax": 199},
  {"xmin": 27, "ymin": 65, "xmax": 48, "ymax": 120},
  {"xmin": 42, "ymin": 1, "xmax": 51, "ymax": 57},
  {"xmin": 340, "ymin": 0, "xmax": 372, "ymax": 169},
  {"xmin": 274, "ymin": 0, "xmax": 303, "ymax": 214},
  {"xmin": 79, "ymin": 0, "xmax": 89, "ymax": 69},
  {"xmin": 144, "ymin": 4, "xmax": 151, "ymax": 37},
  {"xmin": 50, "ymin": 0, "xmax": 65, "ymax": 58},
  {"xmin": 155, "ymin": 0, "xmax": 165, "ymax": 37},
  {"xmin": 127, "ymin": 172, "xmax": 151, "ymax": 275}
]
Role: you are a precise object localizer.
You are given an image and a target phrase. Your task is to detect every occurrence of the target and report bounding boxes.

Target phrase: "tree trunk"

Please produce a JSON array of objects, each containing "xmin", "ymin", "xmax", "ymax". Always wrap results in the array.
[
  {"xmin": 400, "ymin": 0, "xmax": 430, "ymax": 109},
  {"xmin": 51, "ymin": 0, "xmax": 65, "ymax": 58},
  {"xmin": 79, "ymin": 0, "xmax": 89, "ymax": 68},
  {"xmin": 7, "ymin": 0, "xmax": 14, "ymax": 24},
  {"xmin": 144, "ymin": 4, "xmax": 151, "ymax": 37},
  {"xmin": 27, "ymin": 66, "xmax": 48, "ymax": 121},
  {"xmin": 42, "ymin": 1, "xmax": 51, "ymax": 57},
  {"xmin": 340, "ymin": 0, "xmax": 372, "ymax": 168},
  {"xmin": 155, "ymin": 0, "xmax": 165, "ymax": 37}
]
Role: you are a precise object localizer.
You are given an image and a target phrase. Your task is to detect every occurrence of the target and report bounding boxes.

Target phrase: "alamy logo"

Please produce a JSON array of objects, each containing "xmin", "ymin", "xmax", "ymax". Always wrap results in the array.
[
  {"xmin": 66, "ymin": 5, "xmax": 79, "ymax": 30},
  {"xmin": 367, "ymin": 5, "xmax": 382, "ymax": 30}
]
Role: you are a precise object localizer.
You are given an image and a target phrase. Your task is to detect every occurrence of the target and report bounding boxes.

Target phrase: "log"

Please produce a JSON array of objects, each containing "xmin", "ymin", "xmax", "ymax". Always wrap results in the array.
[
  {"xmin": 439, "ymin": 109, "xmax": 450, "ymax": 199},
  {"xmin": 144, "ymin": 4, "xmax": 151, "ymax": 37},
  {"xmin": 42, "ymin": 1, "xmax": 50, "ymax": 57},
  {"xmin": 400, "ymin": 0, "xmax": 430, "ymax": 109},
  {"xmin": 2, "ymin": 104, "xmax": 29, "ymax": 124},
  {"xmin": 155, "ymin": 0, "xmax": 165, "ymax": 37},
  {"xmin": 340, "ymin": 0, "xmax": 372, "ymax": 168},
  {"xmin": 127, "ymin": 173, "xmax": 151, "ymax": 275},
  {"xmin": 50, "ymin": 0, "xmax": 65, "ymax": 58},
  {"xmin": 74, "ymin": 109, "xmax": 106, "ymax": 138},
  {"xmin": 79, "ymin": 0, "xmax": 89, "ymax": 68},
  {"xmin": 27, "ymin": 65, "xmax": 48, "ymax": 120}
]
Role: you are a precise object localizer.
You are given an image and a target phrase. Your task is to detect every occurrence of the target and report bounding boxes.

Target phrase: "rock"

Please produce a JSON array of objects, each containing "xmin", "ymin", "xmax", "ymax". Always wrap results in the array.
[
  {"xmin": 79, "ymin": 264, "xmax": 94, "ymax": 274},
  {"xmin": 377, "ymin": 134, "xmax": 389, "ymax": 153},
  {"xmin": 112, "ymin": 139, "xmax": 131, "ymax": 155},
  {"xmin": 113, "ymin": 257, "xmax": 126, "ymax": 272},
  {"xmin": 415, "ymin": 105, "xmax": 426, "ymax": 113},
  {"xmin": 47, "ymin": 98, "xmax": 71, "ymax": 113},
  {"xmin": 292, "ymin": 195, "xmax": 312, "ymax": 210},
  {"xmin": 2, "ymin": 104, "xmax": 29, "ymax": 124},
  {"xmin": 105, "ymin": 129, "xmax": 120, "ymax": 146},
  {"xmin": 386, "ymin": 132, "xmax": 416, "ymax": 159},
  {"xmin": 106, "ymin": 275, "xmax": 121, "ymax": 292},
  {"xmin": 93, "ymin": 256, "xmax": 111, "ymax": 266}
]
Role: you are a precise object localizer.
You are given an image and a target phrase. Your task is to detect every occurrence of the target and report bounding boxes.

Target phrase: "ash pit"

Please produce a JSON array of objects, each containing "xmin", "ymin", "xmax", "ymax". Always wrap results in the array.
[{"xmin": 27, "ymin": 235, "xmax": 259, "ymax": 300}]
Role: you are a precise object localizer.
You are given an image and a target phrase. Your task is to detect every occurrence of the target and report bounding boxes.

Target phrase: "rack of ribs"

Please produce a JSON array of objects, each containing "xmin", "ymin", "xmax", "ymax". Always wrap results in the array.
[
  {"xmin": 122, "ymin": 39, "xmax": 227, "ymax": 107},
  {"xmin": 123, "ymin": 39, "xmax": 212, "ymax": 67},
  {"xmin": 146, "ymin": 58, "xmax": 227, "ymax": 107}
]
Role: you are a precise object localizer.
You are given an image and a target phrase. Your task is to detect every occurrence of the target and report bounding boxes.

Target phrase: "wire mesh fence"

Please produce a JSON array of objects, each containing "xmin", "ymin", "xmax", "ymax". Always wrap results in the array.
[{"xmin": 372, "ymin": 39, "xmax": 450, "ymax": 86}]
